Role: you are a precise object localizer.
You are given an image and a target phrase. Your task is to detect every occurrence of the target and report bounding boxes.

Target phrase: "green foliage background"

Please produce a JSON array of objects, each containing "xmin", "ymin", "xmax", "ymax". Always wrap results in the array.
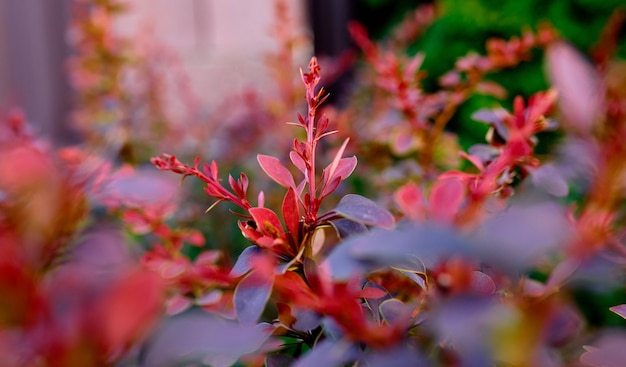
[
  {"xmin": 354, "ymin": 0, "xmax": 626, "ymax": 331},
  {"xmin": 355, "ymin": 0, "xmax": 625, "ymax": 149}
]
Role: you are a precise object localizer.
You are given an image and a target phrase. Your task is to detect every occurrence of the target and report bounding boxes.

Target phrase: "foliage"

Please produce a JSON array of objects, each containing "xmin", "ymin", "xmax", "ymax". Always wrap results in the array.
[{"xmin": 1, "ymin": 1, "xmax": 626, "ymax": 366}]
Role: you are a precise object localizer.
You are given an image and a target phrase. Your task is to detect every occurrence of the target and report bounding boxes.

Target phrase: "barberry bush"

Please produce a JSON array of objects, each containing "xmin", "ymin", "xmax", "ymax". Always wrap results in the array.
[{"xmin": 1, "ymin": 1, "xmax": 626, "ymax": 367}]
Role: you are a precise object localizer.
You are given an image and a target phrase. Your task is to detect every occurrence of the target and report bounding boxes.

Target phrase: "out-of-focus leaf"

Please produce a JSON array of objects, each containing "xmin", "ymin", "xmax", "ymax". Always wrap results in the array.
[
  {"xmin": 545, "ymin": 257, "xmax": 581, "ymax": 290},
  {"xmin": 470, "ymin": 202, "xmax": 571, "ymax": 273},
  {"xmin": 98, "ymin": 268, "xmax": 164, "ymax": 351},
  {"xmin": 545, "ymin": 304, "xmax": 581, "ymax": 346},
  {"xmin": 102, "ymin": 167, "xmax": 180, "ymax": 210},
  {"xmin": 360, "ymin": 346, "xmax": 429, "ymax": 367},
  {"xmin": 580, "ymin": 332, "xmax": 626, "ymax": 367},
  {"xmin": 362, "ymin": 282, "xmax": 390, "ymax": 323},
  {"xmin": 530, "ymin": 164, "xmax": 569, "ymax": 197},
  {"xmin": 329, "ymin": 218, "xmax": 368, "ymax": 239},
  {"xmin": 392, "ymin": 255, "xmax": 428, "ymax": 289},
  {"xmin": 323, "ymin": 224, "xmax": 470, "ymax": 280},
  {"xmin": 293, "ymin": 308, "xmax": 321, "ymax": 332},
  {"xmin": 234, "ymin": 270, "xmax": 274, "ymax": 326},
  {"xmin": 430, "ymin": 296, "xmax": 506, "ymax": 366},
  {"xmin": 393, "ymin": 182, "xmax": 425, "ymax": 221},
  {"xmin": 359, "ymin": 286, "xmax": 387, "ymax": 300},
  {"xmin": 292, "ymin": 339, "xmax": 358, "ymax": 367},
  {"xmin": 379, "ymin": 298, "xmax": 412, "ymax": 325},
  {"xmin": 332, "ymin": 194, "xmax": 395, "ymax": 229},
  {"xmin": 257, "ymin": 154, "xmax": 296, "ymax": 189},
  {"xmin": 140, "ymin": 308, "xmax": 271, "ymax": 367},
  {"xmin": 230, "ymin": 246, "xmax": 263, "ymax": 278},
  {"xmin": 547, "ymin": 41, "xmax": 602, "ymax": 135},
  {"xmin": 429, "ymin": 177, "xmax": 465, "ymax": 223},
  {"xmin": 470, "ymin": 271, "xmax": 496, "ymax": 295},
  {"xmin": 266, "ymin": 354, "xmax": 296, "ymax": 367},
  {"xmin": 471, "ymin": 108, "xmax": 510, "ymax": 140},
  {"xmin": 468, "ymin": 144, "xmax": 500, "ymax": 163},
  {"xmin": 609, "ymin": 305, "xmax": 626, "ymax": 319}
]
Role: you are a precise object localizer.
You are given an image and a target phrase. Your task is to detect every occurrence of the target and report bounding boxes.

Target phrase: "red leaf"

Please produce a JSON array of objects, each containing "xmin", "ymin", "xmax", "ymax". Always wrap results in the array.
[
  {"xmin": 359, "ymin": 287, "xmax": 387, "ymax": 300},
  {"xmin": 282, "ymin": 187, "xmax": 300, "ymax": 244},
  {"xmin": 429, "ymin": 178, "xmax": 465, "ymax": 224},
  {"xmin": 249, "ymin": 207, "xmax": 286, "ymax": 240},
  {"xmin": 98, "ymin": 269, "xmax": 164, "ymax": 351},
  {"xmin": 257, "ymin": 155, "xmax": 295, "ymax": 189}
]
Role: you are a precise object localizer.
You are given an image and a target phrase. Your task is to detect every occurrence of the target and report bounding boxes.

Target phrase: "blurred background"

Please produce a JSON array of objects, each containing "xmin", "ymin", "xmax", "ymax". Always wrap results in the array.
[{"xmin": 0, "ymin": 0, "xmax": 622, "ymax": 148}]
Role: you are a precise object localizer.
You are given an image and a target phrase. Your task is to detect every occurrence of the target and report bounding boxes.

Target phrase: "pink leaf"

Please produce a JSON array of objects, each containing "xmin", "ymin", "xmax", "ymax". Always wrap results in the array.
[
  {"xmin": 324, "ymin": 138, "xmax": 350, "ymax": 187},
  {"xmin": 610, "ymin": 304, "xmax": 626, "ymax": 319},
  {"xmin": 289, "ymin": 151, "xmax": 307, "ymax": 176},
  {"xmin": 330, "ymin": 156, "xmax": 357, "ymax": 183},
  {"xmin": 393, "ymin": 182, "xmax": 425, "ymax": 221},
  {"xmin": 429, "ymin": 177, "xmax": 466, "ymax": 224},
  {"xmin": 547, "ymin": 41, "xmax": 602, "ymax": 134},
  {"xmin": 257, "ymin": 155, "xmax": 296, "ymax": 189},
  {"xmin": 470, "ymin": 271, "xmax": 496, "ymax": 295}
]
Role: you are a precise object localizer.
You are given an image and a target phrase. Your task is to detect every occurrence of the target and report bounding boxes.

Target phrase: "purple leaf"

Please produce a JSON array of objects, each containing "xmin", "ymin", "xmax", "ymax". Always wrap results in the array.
[
  {"xmin": 471, "ymin": 108, "xmax": 508, "ymax": 125},
  {"xmin": 530, "ymin": 164, "xmax": 569, "ymax": 197},
  {"xmin": 332, "ymin": 194, "xmax": 395, "ymax": 229},
  {"xmin": 379, "ymin": 298, "xmax": 412, "ymax": 325},
  {"xmin": 470, "ymin": 202, "xmax": 572, "ymax": 273},
  {"xmin": 329, "ymin": 218, "xmax": 368, "ymax": 239},
  {"xmin": 580, "ymin": 332, "xmax": 626, "ymax": 367},
  {"xmin": 266, "ymin": 354, "xmax": 296, "ymax": 367},
  {"xmin": 230, "ymin": 246, "xmax": 263, "ymax": 278},
  {"xmin": 234, "ymin": 270, "xmax": 274, "ymax": 326},
  {"xmin": 468, "ymin": 144, "xmax": 501, "ymax": 163},
  {"xmin": 140, "ymin": 309, "xmax": 270, "ymax": 367},
  {"xmin": 258, "ymin": 154, "xmax": 296, "ymax": 189},
  {"xmin": 360, "ymin": 346, "xmax": 429, "ymax": 367},
  {"xmin": 323, "ymin": 225, "xmax": 470, "ymax": 280},
  {"xmin": 292, "ymin": 339, "xmax": 359, "ymax": 367},
  {"xmin": 547, "ymin": 41, "xmax": 602, "ymax": 134}
]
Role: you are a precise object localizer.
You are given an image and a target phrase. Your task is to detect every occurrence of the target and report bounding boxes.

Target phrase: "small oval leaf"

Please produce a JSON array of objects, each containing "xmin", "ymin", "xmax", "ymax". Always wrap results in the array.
[{"xmin": 332, "ymin": 194, "xmax": 395, "ymax": 229}]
